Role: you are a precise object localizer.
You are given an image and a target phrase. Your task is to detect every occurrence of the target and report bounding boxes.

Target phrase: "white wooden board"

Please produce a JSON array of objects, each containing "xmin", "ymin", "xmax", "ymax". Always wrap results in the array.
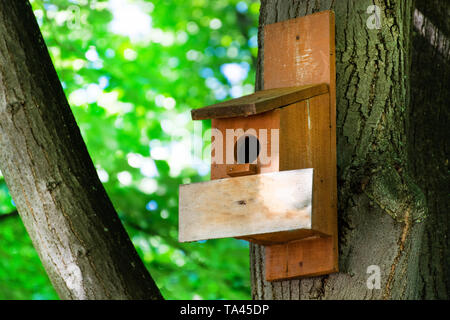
[{"xmin": 179, "ymin": 168, "xmax": 313, "ymax": 242}]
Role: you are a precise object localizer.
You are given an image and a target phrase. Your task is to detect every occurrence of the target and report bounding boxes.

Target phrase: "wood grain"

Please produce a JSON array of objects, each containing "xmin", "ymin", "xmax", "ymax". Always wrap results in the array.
[
  {"xmin": 211, "ymin": 110, "xmax": 280, "ymax": 180},
  {"xmin": 263, "ymin": 10, "xmax": 338, "ymax": 280},
  {"xmin": 226, "ymin": 164, "xmax": 258, "ymax": 177},
  {"xmin": 265, "ymin": 236, "xmax": 334, "ymax": 281},
  {"xmin": 280, "ymin": 93, "xmax": 335, "ymax": 237},
  {"xmin": 238, "ymin": 229, "xmax": 328, "ymax": 245},
  {"xmin": 191, "ymin": 83, "xmax": 328, "ymax": 120},
  {"xmin": 179, "ymin": 169, "xmax": 313, "ymax": 242}
]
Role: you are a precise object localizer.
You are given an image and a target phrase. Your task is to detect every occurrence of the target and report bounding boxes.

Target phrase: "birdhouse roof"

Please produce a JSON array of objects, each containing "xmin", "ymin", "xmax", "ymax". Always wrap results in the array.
[{"xmin": 191, "ymin": 83, "xmax": 328, "ymax": 120}]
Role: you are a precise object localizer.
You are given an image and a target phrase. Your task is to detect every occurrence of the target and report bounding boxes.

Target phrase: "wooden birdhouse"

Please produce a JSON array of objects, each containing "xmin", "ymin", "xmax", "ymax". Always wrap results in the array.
[{"xmin": 179, "ymin": 11, "xmax": 338, "ymax": 281}]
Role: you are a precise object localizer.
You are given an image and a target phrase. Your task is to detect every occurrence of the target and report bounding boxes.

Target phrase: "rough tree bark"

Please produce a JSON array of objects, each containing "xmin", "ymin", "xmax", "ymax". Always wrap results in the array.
[
  {"xmin": 0, "ymin": 1, "xmax": 162, "ymax": 299},
  {"xmin": 251, "ymin": 0, "xmax": 449, "ymax": 299}
]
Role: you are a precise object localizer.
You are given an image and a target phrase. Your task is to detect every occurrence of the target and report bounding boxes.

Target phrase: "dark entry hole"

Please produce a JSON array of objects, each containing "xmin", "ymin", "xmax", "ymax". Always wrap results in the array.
[{"xmin": 234, "ymin": 135, "xmax": 260, "ymax": 164}]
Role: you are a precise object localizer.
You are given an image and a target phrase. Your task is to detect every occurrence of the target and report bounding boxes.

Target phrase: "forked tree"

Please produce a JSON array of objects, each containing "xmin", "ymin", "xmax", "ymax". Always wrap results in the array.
[{"xmin": 0, "ymin": 0, "xmax": 448, "ymax": 299}]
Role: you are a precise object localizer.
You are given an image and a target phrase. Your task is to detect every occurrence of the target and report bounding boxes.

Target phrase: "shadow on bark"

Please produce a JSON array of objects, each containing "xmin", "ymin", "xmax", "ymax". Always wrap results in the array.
[{"xmin": 408, "ymin": 1, "xmax": 450, "ymax": 299}]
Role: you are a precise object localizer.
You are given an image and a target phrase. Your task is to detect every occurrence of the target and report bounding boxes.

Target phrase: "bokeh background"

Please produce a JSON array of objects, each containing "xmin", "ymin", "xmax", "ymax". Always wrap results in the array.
[{"xmin": 0, "ymin": 0, "xmax": 259, "ymax": 299}]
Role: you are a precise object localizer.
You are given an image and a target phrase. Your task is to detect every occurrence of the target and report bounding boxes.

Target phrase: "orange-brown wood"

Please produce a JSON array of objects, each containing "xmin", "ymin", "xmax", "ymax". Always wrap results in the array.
[
  {"xmin": 226, "ymin": 163, "xmax": 258, "ymax": 177},
  {"xmin": 191, "ymin": 84, "xmax": 328, "ymax": 120},
  {"xmin": 263, "ymin": 10, "xmax": 338, "ymax": 280},
  {"xmin": 211, "ymin": 110, "xmax": 280, "ymax": 180},
  {"xmin": 237, "ymin": 229, "xmax": 328, "ymax": 245},
  {"xmin": 280, "ymin": 94, "xmax": 335, "ymax": 237},
  {"xmin": 265, "ymin": 236, "xmax": 335, "ymax": 281}
]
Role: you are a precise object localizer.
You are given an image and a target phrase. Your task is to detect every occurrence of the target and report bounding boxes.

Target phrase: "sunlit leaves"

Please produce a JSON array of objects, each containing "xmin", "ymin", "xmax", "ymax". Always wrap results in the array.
[{"xmin": 0, "ymin": 0, "xmax": 259, "ymax": 300}]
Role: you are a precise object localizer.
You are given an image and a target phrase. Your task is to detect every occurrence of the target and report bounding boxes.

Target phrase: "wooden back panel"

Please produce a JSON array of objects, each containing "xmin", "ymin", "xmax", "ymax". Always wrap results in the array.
[
  {"xmin": 264, "ymin": 10, "xmax": 336, "ymax": 102},
  {"xmin": 263, "ymin": 10, "xmax": 338, "ymax": 280}
]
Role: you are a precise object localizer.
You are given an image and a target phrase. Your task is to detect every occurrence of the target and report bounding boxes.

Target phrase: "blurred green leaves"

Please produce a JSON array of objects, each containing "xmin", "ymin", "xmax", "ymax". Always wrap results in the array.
[{"xmin": 0, "ymin": 0, "xmax": 258, "ymax": 299}]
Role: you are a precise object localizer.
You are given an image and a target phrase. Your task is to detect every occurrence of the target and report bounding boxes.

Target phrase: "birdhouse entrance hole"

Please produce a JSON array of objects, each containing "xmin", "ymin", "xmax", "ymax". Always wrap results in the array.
[{"xmin": 235, "ymin": 135, "xmax": 260, "ymax": 164}]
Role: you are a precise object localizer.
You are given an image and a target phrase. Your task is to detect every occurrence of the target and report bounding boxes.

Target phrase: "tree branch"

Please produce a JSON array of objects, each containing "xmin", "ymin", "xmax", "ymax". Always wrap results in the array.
[{"xmin": 0, "ymin": 0, "xmax": 162, "ymax": 300}]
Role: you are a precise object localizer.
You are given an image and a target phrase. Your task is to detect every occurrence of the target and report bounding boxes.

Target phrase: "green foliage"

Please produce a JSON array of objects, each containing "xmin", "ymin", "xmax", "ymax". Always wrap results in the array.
[
  {"xmin": 0, "ymin": 216, "xmax": 58, "ymax": 300},
  {"xmin": 0, "ymin": 0, "xmax": 259, "ymax": 299}
]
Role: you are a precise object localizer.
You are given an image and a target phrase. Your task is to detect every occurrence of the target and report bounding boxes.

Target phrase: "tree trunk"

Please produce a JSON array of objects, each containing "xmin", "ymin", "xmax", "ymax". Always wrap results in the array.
[
  {"xmin": 0, "ymin": 0, "xmax": 162, "ymax": 300},
  {"xmin": 251, "ymin": 0, "xmax": 449, "ymax": 299}
]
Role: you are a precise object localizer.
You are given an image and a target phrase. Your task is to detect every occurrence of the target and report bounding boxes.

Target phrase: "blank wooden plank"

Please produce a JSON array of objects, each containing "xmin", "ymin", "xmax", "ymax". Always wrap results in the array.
[
  {"xmin": 264, "ymin": 11, "xmax": 336, "ymax": 103},
  {"xmin": 179, "ymin": 168, "xmax": 313, "ymax": 242},
  {"xmin": 191, "ymin": 83, "xmax": 328, "ymax": 120}
]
